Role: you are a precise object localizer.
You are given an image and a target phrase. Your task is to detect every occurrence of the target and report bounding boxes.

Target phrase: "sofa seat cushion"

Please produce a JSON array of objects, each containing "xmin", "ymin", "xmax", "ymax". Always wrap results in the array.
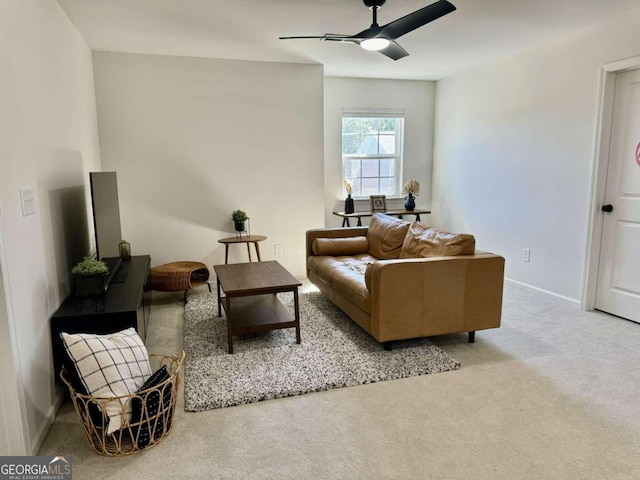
[
  {"xmin": 308, "ymin": 253, "xmax": 377, "ymax": 276},
  {"xmin": 307, "ymin": 254, "xmax": 374, "ymax": 313},
  {"xmin": 367, "ymin": 213, "xmax": 411, "ymax": 260},
  {"xmin": 400, "ymin": 222, "xmax": 476, "ymax": 258}
]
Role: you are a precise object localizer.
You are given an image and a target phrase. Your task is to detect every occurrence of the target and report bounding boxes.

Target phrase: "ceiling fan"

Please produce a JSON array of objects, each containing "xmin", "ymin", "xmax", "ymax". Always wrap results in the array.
[{"xmin": 279, "ymin": 0, "xmax": 456, "ymax": 61}]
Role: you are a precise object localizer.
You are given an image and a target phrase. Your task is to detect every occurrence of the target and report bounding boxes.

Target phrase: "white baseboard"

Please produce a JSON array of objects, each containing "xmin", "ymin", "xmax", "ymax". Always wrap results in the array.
[
  {"xmin": 504, "ymin": 277, "xmax": 580, "ymax": 305},
  {"xmin": 30, "ymin": 389, "xmax": 65, "ymax": 455}
]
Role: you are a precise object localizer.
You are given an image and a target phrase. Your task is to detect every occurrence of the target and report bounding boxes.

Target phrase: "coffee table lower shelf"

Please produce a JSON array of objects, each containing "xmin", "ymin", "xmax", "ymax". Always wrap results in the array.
[
  {"xmin": 221, "ymin": 294, "xmax": 301, "ymax": 354},
  {"xmin": 214, "ymin": 260, "xmax": 302, "ymax": 354}
]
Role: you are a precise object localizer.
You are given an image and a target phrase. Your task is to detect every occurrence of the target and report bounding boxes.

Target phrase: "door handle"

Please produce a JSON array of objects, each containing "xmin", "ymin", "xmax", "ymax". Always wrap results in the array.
[{"xmin": 601, "ymin": 204, "xmax": 613, "ymax": 213}]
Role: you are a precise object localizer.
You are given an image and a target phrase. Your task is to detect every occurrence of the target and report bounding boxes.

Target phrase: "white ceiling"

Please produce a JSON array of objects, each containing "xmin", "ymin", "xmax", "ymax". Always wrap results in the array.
[{"xmin": 57, "ymin": 0, "xmax": 640, "ymax": 80}]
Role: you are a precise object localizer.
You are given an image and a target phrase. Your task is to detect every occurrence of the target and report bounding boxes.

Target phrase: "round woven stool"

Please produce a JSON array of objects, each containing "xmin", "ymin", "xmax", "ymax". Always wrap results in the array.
[{"xmin": 147, "ymin": 261, "xmax": 211, "ymax": 302}]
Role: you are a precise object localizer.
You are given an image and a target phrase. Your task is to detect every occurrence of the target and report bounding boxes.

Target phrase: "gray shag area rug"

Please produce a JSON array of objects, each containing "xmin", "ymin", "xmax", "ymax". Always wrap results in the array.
[{"xmin": 183, "ymin": 290, "xmax": 461, "ymax": 412}]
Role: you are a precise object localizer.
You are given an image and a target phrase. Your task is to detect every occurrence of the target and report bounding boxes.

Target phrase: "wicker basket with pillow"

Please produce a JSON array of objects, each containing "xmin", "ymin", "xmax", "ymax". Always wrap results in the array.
[
  {"xmin": 59, "ymin": 328, "xmax": 184, "ymax": 456},
  {"xmin": 60, "ymin": 351, "xmax": 184, "ymax": 456}
]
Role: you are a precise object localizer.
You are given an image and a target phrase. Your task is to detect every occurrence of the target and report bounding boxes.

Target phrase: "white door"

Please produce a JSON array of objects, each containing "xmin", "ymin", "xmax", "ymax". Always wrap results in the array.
[{"xmin": 595, "ymin": 68, "xmax": 640, "ymax": 322}]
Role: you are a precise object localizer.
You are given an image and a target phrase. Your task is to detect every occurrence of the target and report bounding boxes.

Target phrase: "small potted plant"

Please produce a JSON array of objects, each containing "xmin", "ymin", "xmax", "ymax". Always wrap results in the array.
[
  {"xmin": 231, "ymin": 209, "xmax": 249, "ymax": 233},
  {"xmin": 71, "ymin": 256, "xmax": 109, "ymax": 298}
]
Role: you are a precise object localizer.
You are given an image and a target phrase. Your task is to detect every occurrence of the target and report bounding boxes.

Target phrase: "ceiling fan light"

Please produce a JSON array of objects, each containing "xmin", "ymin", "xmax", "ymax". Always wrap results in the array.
[{"xmin": 360, "ymin": 37, "xmax": 390, "ymax": 51}]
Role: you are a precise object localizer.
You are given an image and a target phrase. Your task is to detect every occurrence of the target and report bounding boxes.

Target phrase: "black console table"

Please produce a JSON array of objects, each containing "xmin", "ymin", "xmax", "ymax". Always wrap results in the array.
[
  {"xmin": 332, "ymin": 209, "xmax": 431, "ymax": 227},
  {"xmin": 50, "ymin": 255, "xmax": 151, "ymax": 380}
]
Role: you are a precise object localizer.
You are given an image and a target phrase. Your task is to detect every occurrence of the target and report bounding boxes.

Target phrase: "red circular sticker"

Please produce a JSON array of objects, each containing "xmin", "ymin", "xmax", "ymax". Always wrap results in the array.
[{"xmin": 636, "ymin": 142, "xmax": 640, "ymax": 167}]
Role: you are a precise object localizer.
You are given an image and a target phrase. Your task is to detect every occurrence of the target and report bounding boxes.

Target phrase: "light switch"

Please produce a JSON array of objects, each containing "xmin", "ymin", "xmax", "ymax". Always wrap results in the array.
[{"xmin": 20, "ymin": 188, "xmax": 36, "ymax": 216}]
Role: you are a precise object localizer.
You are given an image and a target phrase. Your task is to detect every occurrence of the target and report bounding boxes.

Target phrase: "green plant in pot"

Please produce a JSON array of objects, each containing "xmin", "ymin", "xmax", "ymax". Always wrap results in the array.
[
  {"xmin": 71, "ymin": 256, "xmax": 109, "ymax": 298},
  {"xmin": 231, "ymin": 209, "xmax": 248, "ymax": 233}
]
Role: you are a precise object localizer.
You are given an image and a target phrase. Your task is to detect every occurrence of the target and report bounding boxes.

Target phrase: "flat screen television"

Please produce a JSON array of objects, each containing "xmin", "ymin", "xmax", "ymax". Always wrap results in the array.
[{"xmin": 89, "ymin": 171, "xmax": 123, "ymax": 284}]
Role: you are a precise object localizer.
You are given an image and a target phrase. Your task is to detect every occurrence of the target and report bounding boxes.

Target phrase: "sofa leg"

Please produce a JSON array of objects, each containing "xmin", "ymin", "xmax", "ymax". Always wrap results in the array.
[
  {"xmin": 468, "ymin": 331, "xmax": 475, "ymax": 343},
  {"xmin": 383, "ymin": 341, "xmax": 392, "ymax": 351}
]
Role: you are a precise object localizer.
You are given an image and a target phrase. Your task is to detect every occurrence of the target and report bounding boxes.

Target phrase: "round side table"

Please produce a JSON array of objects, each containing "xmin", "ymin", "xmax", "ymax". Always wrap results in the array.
[{"xmin": 217, "ymin": 235, "xmax": 267, "ymax": 264}]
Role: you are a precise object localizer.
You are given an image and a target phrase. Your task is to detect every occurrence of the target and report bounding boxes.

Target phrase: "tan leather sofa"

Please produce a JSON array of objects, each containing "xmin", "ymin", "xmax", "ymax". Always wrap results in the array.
[{"xmin": 306, "ymin": 214, "xmax": 505, "ymax": 348}]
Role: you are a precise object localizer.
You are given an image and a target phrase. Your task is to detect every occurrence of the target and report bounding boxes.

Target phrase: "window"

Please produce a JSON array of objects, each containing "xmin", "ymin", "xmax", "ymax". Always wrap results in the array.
[{"xmin": 342, "ymin": 109, "xmax": 404, "ymax": 197}]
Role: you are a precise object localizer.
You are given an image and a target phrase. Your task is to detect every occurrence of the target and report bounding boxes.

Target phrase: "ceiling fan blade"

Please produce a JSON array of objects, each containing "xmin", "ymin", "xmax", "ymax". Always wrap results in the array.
[
  {"xmin": 325, "ymin": 38, "xmax": 361, "ymax": 45},
  {"xmin": 378, "ymin": 41, "xmax": 409, "ymax": 61},
  {"xmin": 379, "ymin": 0, "xmax": 456, "ymax": 40},
  {"xmin": 279, "ymin": 34, "xmax": 351, "ymax": 40}
]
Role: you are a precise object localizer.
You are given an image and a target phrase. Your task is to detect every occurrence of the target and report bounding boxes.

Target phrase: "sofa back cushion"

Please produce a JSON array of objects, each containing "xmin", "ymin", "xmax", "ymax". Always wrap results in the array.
[
  {"xmin": 367, "ymin": 213, "xmax": 411, "ymax": 259},
  {"xmin": 400, "ymin": 222, "xmax": 475, "ymax": 258},
  {"xmin": 312, "ymin": 236, "xmax": 369, "ymax": 256}
]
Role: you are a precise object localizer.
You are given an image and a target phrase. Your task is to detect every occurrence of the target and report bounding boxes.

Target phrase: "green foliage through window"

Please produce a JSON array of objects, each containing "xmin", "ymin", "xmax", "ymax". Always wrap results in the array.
[{"xmin": 342, "ymin": 116, "xmax": 404, "ymax": 197}]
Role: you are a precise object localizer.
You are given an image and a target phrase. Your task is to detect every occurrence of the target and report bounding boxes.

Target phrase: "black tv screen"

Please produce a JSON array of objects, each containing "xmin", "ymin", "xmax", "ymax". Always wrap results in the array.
[{"xmin": 89, "ymin": 171, "xmax": 123, "ymax": 261}]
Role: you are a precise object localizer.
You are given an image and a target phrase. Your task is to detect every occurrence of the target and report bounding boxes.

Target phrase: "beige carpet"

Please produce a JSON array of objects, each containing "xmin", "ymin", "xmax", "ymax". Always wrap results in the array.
[{"xmin": 39, "ymin": 282, "xmax": 640, "ymax": 479}]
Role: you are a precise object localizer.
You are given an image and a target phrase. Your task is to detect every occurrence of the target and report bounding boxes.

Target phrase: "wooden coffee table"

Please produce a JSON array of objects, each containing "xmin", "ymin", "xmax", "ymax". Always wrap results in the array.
[{"xmin": 214, "ymin": 261, "xmax": 302, "ymax": 354}]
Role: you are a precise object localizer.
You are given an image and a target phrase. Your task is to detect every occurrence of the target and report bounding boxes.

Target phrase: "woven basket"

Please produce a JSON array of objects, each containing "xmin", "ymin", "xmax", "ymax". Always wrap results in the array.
[
  {"xmin": 60, "ymin": 351, "xmax": 184, "ymax": 456},
  {"xmin": 147, "ymin": 262, "xmax": 210, "ymax": 292}
]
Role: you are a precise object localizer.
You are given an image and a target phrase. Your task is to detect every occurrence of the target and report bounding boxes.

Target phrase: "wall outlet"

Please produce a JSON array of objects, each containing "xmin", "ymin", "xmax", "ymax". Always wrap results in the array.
[
  {"xmin": 275, "ymin": 244, "xmax": 284, "ymax": 257},
  {"xmin": 522, "ymin": 248, "xmax": 531, "ymax": 263}
]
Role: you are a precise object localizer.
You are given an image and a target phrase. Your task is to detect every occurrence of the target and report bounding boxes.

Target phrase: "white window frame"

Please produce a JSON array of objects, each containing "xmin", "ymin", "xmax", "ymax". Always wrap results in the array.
[{"xmin": 342, "ymin": 108, "xmax": 405, "ymax": 198}]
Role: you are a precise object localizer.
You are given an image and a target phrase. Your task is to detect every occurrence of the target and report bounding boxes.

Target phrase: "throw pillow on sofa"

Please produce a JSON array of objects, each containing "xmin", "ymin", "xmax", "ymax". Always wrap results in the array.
[
  {"xmin": 367, "ymin": 213, "xmax": 411, "ymax": 259},
  {"xmin": 60, "ymin": 327, "xmax": 152, "ymax": 434},
  {"xmin": 400, "ymin": 222, "xmax": 475, "ymax": 258}
]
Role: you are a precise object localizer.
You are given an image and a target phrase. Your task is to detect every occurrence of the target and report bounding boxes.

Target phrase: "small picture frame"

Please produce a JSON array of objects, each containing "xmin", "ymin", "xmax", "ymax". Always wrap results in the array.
[{"xmin": 370, "ymin": 195, "xmax": 387, "ymax": 212}]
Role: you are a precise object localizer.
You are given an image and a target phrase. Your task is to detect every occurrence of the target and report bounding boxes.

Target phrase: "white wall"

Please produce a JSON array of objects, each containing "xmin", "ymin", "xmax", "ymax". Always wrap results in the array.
[
  {"xmin": 0, "ymin": 0, "xmax": 102, "ymax": 452},
  {"xmin": 92, "ymin": 53, "xmax": 324, "ymax": 278},
  {"xmin": 324, "ymin": 77, "xmax": 435, "ymax": 226},
  {"xmin": 0, "ymin": 217, "xmax": 28, "ymax": 455},
  {"xmin": 433, "ymin": 11, "xmax": 640, "ymax": 301}
]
